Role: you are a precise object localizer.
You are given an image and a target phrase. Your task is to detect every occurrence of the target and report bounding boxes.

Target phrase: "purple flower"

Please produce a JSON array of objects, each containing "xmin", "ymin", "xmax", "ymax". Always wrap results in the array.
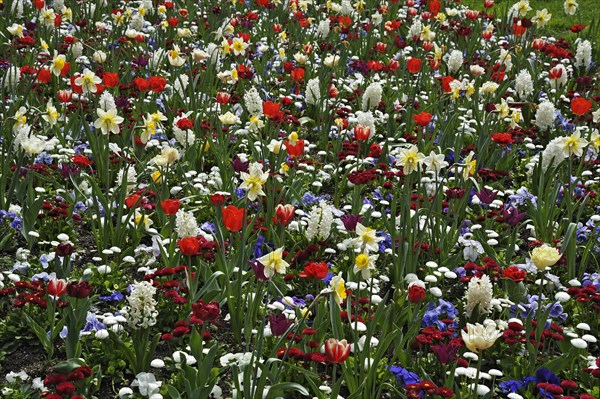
[
  {"xmin": 251, "ymin": 261, "xmax": 269, "ymax": 282},
  {"xmin": 475, "ymin": 187, "xmax": 498, "ymax": 205},
  {"xmin": 503, "ymin": 206, "xmax": 526, "ymax": 226},
  {"xmin": 231, "ymin": 156, "xmax": 249, "ymax": 173},
  {"xmin": 268, "ymin": 313, "xmax": 292, "ymax": 336},
  {"xmin": 431, "ymin": 343, "xmax": 459, "ymax": 365},
  {"xmin": 340, "ymin": 214, "xmax": 363, "ymax": 232}
]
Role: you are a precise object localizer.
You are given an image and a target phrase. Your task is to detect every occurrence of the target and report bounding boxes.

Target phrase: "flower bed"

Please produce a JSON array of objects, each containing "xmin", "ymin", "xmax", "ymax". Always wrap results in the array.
[{"xmin": 0, "ymin": 0, "xmax": 599, "ymax": 398}]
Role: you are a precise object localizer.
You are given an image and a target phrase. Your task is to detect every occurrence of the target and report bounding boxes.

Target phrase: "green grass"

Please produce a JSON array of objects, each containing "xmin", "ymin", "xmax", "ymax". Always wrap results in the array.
[{"xmin": 462, "ymin": 0, "xmax": 600, "ymax": 45}]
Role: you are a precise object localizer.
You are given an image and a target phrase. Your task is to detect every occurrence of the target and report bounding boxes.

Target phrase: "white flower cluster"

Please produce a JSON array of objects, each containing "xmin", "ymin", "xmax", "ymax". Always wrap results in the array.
[
  {"xmin": 575, "ymin": 39, "xmax": 592, "ymax": 68},
  {"xmin": 535, "ymin": 101, "xmax": 556, "ymax": 130},
  {"xmin": 306, "ymin": 77, "xmax": 321, "ymax": 105},
  {"xmin": 98, "ymin": 91, "xmax": 116, "ymax": 111},
  {"xmin": 115, "ymin": 167, "xmax": 138, "ymax": 194},
  {"xmin": 362, "ymin": 82, "xmax": 382, "ymax": 111},
  {"xmin": 515, "ymin": 69, "xmax": 533, "ymax": 99},
  {"xmin": 3, "ymin": 66, "xmax": 21, "ymax": 90},
  {"xmin": 244, "ymin": 86, "xmax": 263, "ymax": 116},
  {"xmin": 464, "ymin": 274, "xmax": 494, "ymax": 318},
  {"xmin": 175, "ymin": 209, "xmax": 199, "ymax": 238},
  {"xmin": 447, "ymin": 50, "xmax": 464, "ymax": 74},
  {"xmin": 121, "ymin": 281, "xmax": 158, "ymax": 330},
  {"xmin": 305, "ymin": 200, "xmax": 334, "ymax": 241},
  {"xmin": 316, "ymin": 19, "xmax": 330, "ymax": 39}
]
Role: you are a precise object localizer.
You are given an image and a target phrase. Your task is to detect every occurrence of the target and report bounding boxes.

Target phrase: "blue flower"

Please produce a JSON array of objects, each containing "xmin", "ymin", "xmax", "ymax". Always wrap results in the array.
[
  {"xmin": 535, "ymin": 367, "xmax": 560, "ymax": 385},
  {"xmin": 389, "ymin": 365, "xmax": 420, "ymax": 386},
  {"xmin": 82, "ymin": 312, "xmax": 106, "ymax": 333},
  {"xmin": 200, "ymin": 221, "xmax": 216, "ymax": 234},
  {"xmin": 99, "ymin": 291, "xmax": 125, "ymax": 302}
]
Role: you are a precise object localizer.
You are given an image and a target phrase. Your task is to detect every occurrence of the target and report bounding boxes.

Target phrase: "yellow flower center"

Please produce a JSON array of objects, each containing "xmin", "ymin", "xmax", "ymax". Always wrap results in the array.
[
  {"xmin": 355, "ymin": 254, "xmax": 369, "ymax": 270},
  {"xmin": 336, "ymin": 281, "xmax": 347, "ymax": 300},
  {"xmin": 233, "ymin": 41, "xmax": 244, "ymax": 52},
  {"xmin": 54, "ymin": 58, "xmax": 65, "ymax": 71}
]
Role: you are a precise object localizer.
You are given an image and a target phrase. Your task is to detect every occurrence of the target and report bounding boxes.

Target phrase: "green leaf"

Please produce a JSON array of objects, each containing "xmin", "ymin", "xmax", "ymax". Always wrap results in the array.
[
  {"xmin": 23, "ymin": 315, "xmax": 51, "ymax": 355},
  {"xmin": 166, "ymin": 385, "xmax": 182, "ymax": 399},
  {"xmin": 265, "ymin": 382, "xmax": 310, "ymax": 398},
  {"xmin": 53, "ymin": 358, "xmax": 87, "ymax": 374}
]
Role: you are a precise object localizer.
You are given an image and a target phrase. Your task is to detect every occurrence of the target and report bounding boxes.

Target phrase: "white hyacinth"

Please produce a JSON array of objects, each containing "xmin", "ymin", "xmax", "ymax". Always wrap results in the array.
[
  {"xmin": 575, "ymin": 40, "xmax": 592, "ymax": 68},
  {"xmin": 306, "ymin": 78, "xmax": 321, "ymax": 105},
  {"xmin": 515, "ymin": 69, "xmax": 533, "ymax": 99},
  {"xmin": 465, "ymin": 274, "xmax": 494, "ymax": 318},
  {"xmin": 362, "ymin": 82, "xmax": 383, "ymax": 111},
  {"xmin": 316, "ymin": 19, "xmax": 330, "ymax": 39},
  {"xmin": 535, "ymin": 101, "xmax": 556, "ymax": 130},
  {"xmin": 175, "ymin": 209, "xmax": 199, "ymax": 238},
  {"xmin": 305, "ymin": 200, "xmax": 333, "ymax": 241},
  {"xmin": 244, "ymin": 87, "xmax": 264, "ymax": 116},
  {"xmin": 122, "ymin": 281, "xmax": 158, "ymax": 329},
  {"xmin": 447, "ymin": 50, "xmax": 464, "ymax": 74},
  {"xmin": 98, "ymin": 91, "xmax": 116, "ymax": 111},
  {"xmin": 541, "ymin": 137, "xmax": 567, "ymax": 170},
  {"xmin": 3, "ymin": 66, "xmax": 21, "ymax": 90}
]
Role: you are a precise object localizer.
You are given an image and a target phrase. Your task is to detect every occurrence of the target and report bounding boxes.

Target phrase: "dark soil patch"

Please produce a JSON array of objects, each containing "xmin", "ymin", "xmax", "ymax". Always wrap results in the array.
[{"xmin": 0, "ymin": 342, "xmax": 48, "ymax": 384}]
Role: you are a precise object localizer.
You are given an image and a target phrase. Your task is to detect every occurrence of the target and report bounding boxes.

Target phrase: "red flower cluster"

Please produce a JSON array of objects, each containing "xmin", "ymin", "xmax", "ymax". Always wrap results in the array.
[
  {"xmin": 43, "ymin": 365, "xmax": 93, "ymax": 399},
  {"xmin": 567, "ymin": 285, "xmax": 600, "ymax": 310},
  {"xmin": 298, "ymin": 261, "xmax": 328, "ymax": 279},
  {"xmin": 406, "ymin": 381, "xmax": 454, "ymax": 398},
  {"xmin": 503, "ymin": 266, "xmax": 527, "ymax": 282},
  {"xmin": 190, "ymin": 300, "xmax": 220, "ymax": 325}
]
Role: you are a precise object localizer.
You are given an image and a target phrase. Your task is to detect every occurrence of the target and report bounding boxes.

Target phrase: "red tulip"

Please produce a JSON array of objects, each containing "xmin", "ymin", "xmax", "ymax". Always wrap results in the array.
[
  {"xmin": 160, "ymin": 199, "xmax": 181, "ymax": 216},
  {"xmin": 532, "ymin": 38, "xmax": 545, "ymax": 50},
  {"xmin": 291, "ymin": 67, "xmax": 305, "ymax": 82},
  {"xmin": 571, "ymin": 97, "xmax": 592, "ymax": 116},
  {"xmin": 353, "ymin": 125, "xmax": 371, "ymax": 141},
  {"xmin": 298, "ymin": 262, "xmax": 328, "ymax": 279},
  {"xmin": 428, "ymin": 0, "xmax": 441, "ymax": 15},
  {"xmin": 406, "ymin": 57, "xmax": 422, "ymax": 74},
  {"xmin": 178, "ymin": 237, "xmax": 200, "ymax": 256},
  {"xmin": 134, "ymin": 77, "xmax": 149, "ymax": 91},
  {"xmin": 57, "ymin": 90, "xmax": 72, "ymax": 103},
  {"xmin": 263, "ymin": 101, "xmax": 284, "ymax": 122},
  {"xmin": 222, "ymin": 205, "xmax": 245, "ymax": 232},
  {"xmin": 441, "ymin": 76, "xmax": 456, "ymax": 93},
  {"xmin": 413, "ymin": 112, "xmax": 433, "ymax": 127},
  {"xmin": 216, "ymin": 92, "xmax": 231, "ymax": 104},
  {"xmin": 273, "ymin": 204, "xmax": 295, "ymax": 226},
  {"xmin": 125, "ymin": 194, "xmax": 141, "ymax": 209},
  {"xmin": 67, "ymin": 281, "xmax": 93, "ymax": 298},
  {"xmin": 210, "ymin": 193, "xmax": 226, "ymax": 207},
  {"xmin": 103, "ymin": 72, "xmax": 119, "ymax": 88},
  {"xmin": 37, "ymin": 67, "xmax": 52, "ymax": 83},
  {"xmin": 408, "ymin": 284, "xmax": 426, "ymax": 303},
  {"xmin": 285, "ymin": 139, "xmax": 305, "ymax": 157},
  {"xmin": 47, "ymin": 279, "xmax": 67, "ymax": 297},
  {"xmin": 324, "ymin": 338, "xmax": 351, "ymax": 364},
  {"xmin": 148, "ymin": 76, "xmax": 167, "ymax": 92}
]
